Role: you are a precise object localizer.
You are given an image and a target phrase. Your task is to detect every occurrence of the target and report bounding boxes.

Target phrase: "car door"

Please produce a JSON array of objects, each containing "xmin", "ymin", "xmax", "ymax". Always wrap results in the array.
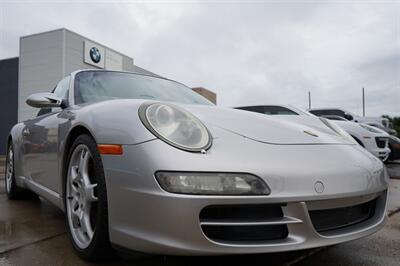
[{"xmin": 23, "ymin": 76, "xmax": 71, "ymax": 194}]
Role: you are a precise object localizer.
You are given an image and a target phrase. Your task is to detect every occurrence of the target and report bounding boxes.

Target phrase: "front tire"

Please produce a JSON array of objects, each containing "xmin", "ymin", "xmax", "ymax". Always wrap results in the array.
[{"xmin": 64, "ymin": 134, "xmax": 113, "ymax": 261}]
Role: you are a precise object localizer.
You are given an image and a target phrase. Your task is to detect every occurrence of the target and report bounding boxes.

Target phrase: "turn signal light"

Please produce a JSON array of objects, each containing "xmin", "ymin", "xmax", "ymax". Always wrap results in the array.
[{"xmin": 97, "ymin": 144, "xmax": 123, "ymax": 155}]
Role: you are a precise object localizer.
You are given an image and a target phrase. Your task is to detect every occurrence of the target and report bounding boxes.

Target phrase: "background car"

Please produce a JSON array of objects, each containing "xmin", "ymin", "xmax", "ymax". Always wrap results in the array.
[
  {"xmin": 5, "ymin": 72, "xmax": 388, "ymax": 261},
  {"xmin": 236, "ymin": 105, "xmax": 391, "ymax": 161},
  {"xmin": 330, "ymin": 121, "xmax": 390, "ymax": 162},
  {"xmin": 364, "ymin": 121, "xmax": 397, "ymax": 136},
  {"xmin": 308, "ymin": 107, "xmax": 397, "ymax": 135},
  {"xmin": 387, "ymin": 135, "xmax": 400, "ymax": 162}
]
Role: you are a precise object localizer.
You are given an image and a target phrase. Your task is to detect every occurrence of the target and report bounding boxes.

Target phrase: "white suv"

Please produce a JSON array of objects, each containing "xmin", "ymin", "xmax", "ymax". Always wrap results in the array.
[
  {"xmin": 308, "ymin": 107, "xmax": 397, "ymax": 135},
  {"xmin": 320, "ymin": 115, "xmax": 390, "ymax": 162}
]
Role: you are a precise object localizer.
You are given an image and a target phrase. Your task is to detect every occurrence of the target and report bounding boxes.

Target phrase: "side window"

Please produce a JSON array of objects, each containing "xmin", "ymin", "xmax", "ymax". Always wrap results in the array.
[
  {"xmin": 309, "ymin": 110, "xmax": 325, "ymax": 116},
  {"xmin": 53, "ymin": 76, "xmax": 71, "ymax": 100},
  {"xmin": 37, "ymin": 108, "xmax": 52, "ymax": 117}
]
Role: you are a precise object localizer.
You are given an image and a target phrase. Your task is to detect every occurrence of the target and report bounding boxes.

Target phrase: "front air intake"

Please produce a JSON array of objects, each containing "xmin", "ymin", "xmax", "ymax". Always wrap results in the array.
[{"xmin": 199, "ymin": 204, "xmax": 292, "ymax": 243}]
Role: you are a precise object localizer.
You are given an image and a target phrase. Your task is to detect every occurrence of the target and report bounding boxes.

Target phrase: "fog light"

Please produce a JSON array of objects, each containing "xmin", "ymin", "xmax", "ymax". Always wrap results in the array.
[{"xmin": 155, "ymin": 172, "xmax": 270, "ymax": 195}]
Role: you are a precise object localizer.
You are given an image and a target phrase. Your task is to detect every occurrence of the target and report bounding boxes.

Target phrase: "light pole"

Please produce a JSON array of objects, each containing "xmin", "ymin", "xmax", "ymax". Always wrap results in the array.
[
  {"xmin": 308, "ymin": 91, "xmax": 311, "ymax": 109},
  {"xmin": 362, "ymin": 87, "xmax": 365, "ymax": 117}
]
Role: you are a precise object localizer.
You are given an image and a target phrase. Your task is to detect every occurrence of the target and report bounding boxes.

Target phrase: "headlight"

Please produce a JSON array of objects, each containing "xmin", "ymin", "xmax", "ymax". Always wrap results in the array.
[
  {"xmin": 319, "ymin": 117, "xmax": 357, "ymax": 144},
  {"xmin": 139, "ymin": 103, "xmax": 212, "ymax": 152},
  {"xmin": 155, "ymin": 172, "xmax": 270, "ymax": 195}
]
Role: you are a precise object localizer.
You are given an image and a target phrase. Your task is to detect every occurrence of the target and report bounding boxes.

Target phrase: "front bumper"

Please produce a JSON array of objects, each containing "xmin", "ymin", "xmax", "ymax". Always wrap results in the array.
[
  {"xmin": 101, "ymin": 133, "xmax": 388, "ymax": 255},
  {"xmin": 107, "ymin": 187, "xmax": 387, "ymax": 255}
]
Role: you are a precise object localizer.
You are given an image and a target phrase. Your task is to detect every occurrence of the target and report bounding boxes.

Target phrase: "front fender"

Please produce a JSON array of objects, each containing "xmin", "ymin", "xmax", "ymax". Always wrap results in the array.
[{"xmin": 68, "ymin": 99, "xmax": 156, "ymax": 145}]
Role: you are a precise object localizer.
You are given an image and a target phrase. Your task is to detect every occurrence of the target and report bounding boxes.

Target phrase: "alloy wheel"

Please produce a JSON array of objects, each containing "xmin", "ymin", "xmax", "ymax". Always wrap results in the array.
[
  {"xmin": 66, "ymin": 144, "xmax": 98, "ymax": 249},
  {"xmin": 5, "ymin": 146, "xmax": 13, "ymax": 194}
]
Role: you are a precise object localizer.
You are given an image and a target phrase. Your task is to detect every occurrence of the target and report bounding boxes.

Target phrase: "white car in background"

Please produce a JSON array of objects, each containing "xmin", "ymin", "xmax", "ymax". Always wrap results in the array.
[
  {"xmin": 320, "ymin": 115, "xmax": 390, "ymax": 162},
  {"xmin": 235, "ymin": 105, "xmax": 391, "ymax": 162},
  {"xmin": 308, "ymin": 107, "xmax": 397, "ymax": 135},
  {"xmin": 364, "ymin": 121, "xmax": 397, "ymax": 136}
]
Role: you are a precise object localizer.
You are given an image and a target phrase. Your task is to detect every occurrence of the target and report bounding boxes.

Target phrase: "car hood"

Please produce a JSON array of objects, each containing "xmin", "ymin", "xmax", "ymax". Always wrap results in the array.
[
  {"xmin": 334, "ymin": 120, "xmax": 389, "ymax": 138},
  {"xmin": 182, "ymin": 105, "xmax": 353, "ymax": 145}
]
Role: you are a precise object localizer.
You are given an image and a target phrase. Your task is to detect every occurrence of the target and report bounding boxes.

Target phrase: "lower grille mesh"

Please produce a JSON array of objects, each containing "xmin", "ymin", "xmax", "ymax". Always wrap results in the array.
[
  {"xmin": 309, "ymin": 199, "xmax": 376, "ymax": 233},
  {"xmin": 200, "ymin": 204, "xmax": 289, "ymax": 243}
]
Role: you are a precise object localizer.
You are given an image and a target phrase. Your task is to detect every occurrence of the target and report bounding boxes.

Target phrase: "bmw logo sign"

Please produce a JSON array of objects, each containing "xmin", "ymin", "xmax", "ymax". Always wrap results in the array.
[{"xmin": 90, "ymin": 47, "xmax": 101, "ymax": 63}]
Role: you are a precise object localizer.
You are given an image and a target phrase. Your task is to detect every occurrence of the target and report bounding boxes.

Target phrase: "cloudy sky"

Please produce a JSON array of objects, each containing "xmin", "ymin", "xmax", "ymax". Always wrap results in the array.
[{"xmin": 1, "ymin": 0, "xmax": 399, "ymax": 116}]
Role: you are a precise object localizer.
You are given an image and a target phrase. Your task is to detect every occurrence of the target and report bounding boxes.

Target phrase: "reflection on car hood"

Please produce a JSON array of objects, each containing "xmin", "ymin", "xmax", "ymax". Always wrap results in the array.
[{"xmin": 182, "ymin": 105, "xmax": 353, "ymax": 145}]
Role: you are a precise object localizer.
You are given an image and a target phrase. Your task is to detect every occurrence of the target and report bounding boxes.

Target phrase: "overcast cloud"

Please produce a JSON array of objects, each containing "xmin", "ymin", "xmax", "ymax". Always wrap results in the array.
[{"xmin": 1, "ymin": 0, "xmax": 399, "ymax": 116}]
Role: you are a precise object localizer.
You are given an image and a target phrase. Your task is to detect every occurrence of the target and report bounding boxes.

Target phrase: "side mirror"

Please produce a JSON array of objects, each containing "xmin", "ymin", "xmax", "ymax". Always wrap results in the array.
[
  {"xmin": 26, "ymin": 93, "xmax": 64, "ymax": 108},
  {"xmin": 344, "ymin": 113, "xmax": 353, "ymax": 121}
]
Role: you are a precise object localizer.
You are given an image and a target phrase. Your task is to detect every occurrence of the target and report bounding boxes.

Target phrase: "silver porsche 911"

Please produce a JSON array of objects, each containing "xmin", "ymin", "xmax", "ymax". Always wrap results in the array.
[{"xmin": 5, "ymin": 70, "xmax": 388, "ymax": 261}]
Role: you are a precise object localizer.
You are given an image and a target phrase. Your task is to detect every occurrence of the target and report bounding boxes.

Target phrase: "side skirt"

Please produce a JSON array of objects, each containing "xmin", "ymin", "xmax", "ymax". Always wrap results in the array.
[{"xmin": 16, "ymin": 175, "xmax": 65, "ymax": 211}]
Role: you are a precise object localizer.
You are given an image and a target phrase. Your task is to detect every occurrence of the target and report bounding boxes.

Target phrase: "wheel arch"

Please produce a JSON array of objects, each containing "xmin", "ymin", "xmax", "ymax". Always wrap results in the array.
[
  {"xmin": 7, "ymin": 124, "xmax": 22, "ymax": 152},
  {"xmin": 61, "ymin": 125, "xmax": 97, "ymax": 200}
]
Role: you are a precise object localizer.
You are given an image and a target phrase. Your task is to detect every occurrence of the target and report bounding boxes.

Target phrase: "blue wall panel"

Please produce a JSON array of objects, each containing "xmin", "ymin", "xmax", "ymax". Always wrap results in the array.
[{"xmin": 0, "ymin": 58, "xmax": 18, "ymax": 154}]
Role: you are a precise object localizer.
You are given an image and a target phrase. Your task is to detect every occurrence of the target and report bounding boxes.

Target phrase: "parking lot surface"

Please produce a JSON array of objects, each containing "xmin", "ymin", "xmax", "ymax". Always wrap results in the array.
[{"xmin": 1, "ymin": 161, "xmax": 400, "ymax": 265}]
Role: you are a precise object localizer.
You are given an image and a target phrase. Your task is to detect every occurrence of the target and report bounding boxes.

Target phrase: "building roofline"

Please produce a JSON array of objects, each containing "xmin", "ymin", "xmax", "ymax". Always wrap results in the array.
[
  {"xmin": 20, "ymin": 28, "xmax": 66, "ymax": 39},
  {"xmin": 20, "ymin": 28, "xmax": 133, "ymax": 60}
]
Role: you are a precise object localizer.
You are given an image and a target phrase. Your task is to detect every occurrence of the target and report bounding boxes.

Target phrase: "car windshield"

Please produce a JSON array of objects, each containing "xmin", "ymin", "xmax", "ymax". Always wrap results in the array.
[
  {"xmin": 323, "ymin": 115, "xmax": 348, "ymax": 121},
  {"xmin": 236, "ymin": 106, "xmax": 299, "ymax": 115},
  {"xmin": 74, "ymin": 71, "xmax": 213, "ymax": 105},
  {"xmin": 262, "ymin": 106, "xmax": 299, "ymax": 115}
]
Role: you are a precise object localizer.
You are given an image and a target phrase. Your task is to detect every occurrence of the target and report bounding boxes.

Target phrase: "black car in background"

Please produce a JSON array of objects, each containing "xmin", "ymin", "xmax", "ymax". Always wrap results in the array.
[{"xmin": 388, "ymin": 135, "xmax": 400, "ymax": 162}]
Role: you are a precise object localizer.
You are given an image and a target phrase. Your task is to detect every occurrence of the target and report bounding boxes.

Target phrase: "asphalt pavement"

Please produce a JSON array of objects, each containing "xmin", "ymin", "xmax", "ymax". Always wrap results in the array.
[{"xmin": 0, "ymin": 160, "xmax": 399, "ymax": 265}]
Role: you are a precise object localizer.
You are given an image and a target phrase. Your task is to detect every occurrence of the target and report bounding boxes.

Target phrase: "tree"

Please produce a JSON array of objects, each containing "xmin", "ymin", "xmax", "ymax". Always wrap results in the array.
[{"xmin": 382, "ymin": 115, "xmax": 400, "ymax": 137}]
